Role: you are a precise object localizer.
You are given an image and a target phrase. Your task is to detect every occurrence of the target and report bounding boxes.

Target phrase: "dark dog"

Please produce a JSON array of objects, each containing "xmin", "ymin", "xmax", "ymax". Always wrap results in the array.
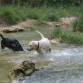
[{"xmin": 0, "ymin": 34, "xmax": 23, "ymax": 51}]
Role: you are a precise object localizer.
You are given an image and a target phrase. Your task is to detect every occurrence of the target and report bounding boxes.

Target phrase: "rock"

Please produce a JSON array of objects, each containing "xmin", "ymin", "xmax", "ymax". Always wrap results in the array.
[
  {"xmin": 55, "ymin": 24, "xmax": 61, "ymax": 27},
  {"xmin": 2, "ymin": 27, "xmax": 25, "ymax": 33},
  {"xmin": 9, "ymin": 60, "xmax": 37, "ymax": 80},
  {"xmin": 50, "ymin": 38, "xmax": 61, "ymax": 44},
  {"xmin": 60, "ymin": 17, "xmax": 76, "ymax": 26}
]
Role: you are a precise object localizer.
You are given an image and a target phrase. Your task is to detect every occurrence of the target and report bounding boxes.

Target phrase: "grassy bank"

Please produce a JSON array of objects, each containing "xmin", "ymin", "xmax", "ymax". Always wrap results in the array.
[
  {"xmin": 0, "ymin": 5, "xmax": 83, "ymax": 45},
  {"xmin": 0, "ymin": 5, "xmax": 83, "ymax": 25},
  {"xmin": 51, "ymin": 27, "xmax": 83, "ymax": 45}
]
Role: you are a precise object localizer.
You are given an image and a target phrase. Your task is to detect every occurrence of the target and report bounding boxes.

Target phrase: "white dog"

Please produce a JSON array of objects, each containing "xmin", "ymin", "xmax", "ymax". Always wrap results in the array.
[{"xmin": 27, "ymin": 31, "xmax": 51, "ymax": 54}]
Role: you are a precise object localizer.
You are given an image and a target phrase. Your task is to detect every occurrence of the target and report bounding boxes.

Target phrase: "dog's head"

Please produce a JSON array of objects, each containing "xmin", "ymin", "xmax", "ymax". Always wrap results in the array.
[{"xmin": 27, "ymin": 41, "xmax": 38, "ymax": 51}]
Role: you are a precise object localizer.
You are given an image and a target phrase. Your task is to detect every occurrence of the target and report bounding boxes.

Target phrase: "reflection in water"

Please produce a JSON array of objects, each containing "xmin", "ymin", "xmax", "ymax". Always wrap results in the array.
[{"xmin": 0, "ymin": 31, "xmax": 83, "ymax": 83}]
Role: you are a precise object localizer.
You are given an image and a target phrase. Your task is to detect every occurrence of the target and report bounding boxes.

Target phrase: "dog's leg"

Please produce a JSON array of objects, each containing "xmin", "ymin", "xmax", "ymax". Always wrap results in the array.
[
  {"xmin": 49, "ymin": 48, "xmax": 51, "ymax": 52},
  {"xmin": 37, "ymin": 49, "xmax": 44, "ymax": 54}
]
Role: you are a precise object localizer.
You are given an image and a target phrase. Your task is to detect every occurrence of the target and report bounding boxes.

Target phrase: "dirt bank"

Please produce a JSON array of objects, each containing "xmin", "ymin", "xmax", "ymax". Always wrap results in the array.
[{"xmin": 0, "ymin": 17, "xmax": 76, "ymax": 33}]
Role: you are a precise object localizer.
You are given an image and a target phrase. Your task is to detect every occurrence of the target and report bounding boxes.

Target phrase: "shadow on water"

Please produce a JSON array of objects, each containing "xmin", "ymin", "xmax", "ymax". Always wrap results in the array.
[{"xmin": 0, "ymin": 29, "xmax": 83, "ymax": 83}]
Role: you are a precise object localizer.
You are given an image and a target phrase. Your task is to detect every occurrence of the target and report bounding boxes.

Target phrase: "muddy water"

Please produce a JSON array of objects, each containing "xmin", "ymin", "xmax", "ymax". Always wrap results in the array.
[{"xmin": 0, "ymin": 29, "xmax": 83, "ymax": 83}]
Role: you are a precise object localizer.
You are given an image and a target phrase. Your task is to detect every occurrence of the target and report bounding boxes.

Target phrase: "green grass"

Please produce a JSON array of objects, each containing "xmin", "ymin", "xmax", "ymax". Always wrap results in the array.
[
  {"xmin": 51, "ymin": 27, "xmax": 83, "ymax": 45},
  {"xmin": 0, "ymin": 6, "xmax": 28, "ymax": 25},
  {"xmin": 73, "ymin": 17, "xmax": 83, "ymax": 32},
  {"xmin": 51, "ymin": 27, "xmax": 63, "ymax": 38},
  {"xmin": 61, "ymin": 32, "xmax": 83, "ymax": 45},
  {"xmin": 0, "ymin": 5, "xmax": 83, "ymax": 25},
  {"xmin": 0, "ymin": 5, "xmax": 83, "ymax": 45}
]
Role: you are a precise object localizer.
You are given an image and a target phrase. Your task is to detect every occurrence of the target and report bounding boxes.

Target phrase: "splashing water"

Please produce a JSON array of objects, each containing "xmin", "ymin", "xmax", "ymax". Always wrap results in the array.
[{"xmin": 0, "ymin": 31, "xmax": 83, "ymax": 83}]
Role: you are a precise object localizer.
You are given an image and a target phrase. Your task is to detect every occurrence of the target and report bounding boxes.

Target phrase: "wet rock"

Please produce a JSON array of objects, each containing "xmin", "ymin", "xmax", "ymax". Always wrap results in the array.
[
  {"xmin": 9, "ymin": 60, "xmax": 37, "ymax": 80},
  {"xmin": 2, "ymin": 27, "xmax": 25, "ymax": 33},
  {"xmin": 50, "ymin": 38, "xmax": 61, "ymax": 44}
]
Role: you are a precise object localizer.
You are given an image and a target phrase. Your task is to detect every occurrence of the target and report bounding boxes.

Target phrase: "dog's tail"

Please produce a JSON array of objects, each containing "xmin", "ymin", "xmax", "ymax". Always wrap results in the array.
[
  {"xmin": 0, "ymin": 34, "xmax": 4, "ymax": 39},
  {"xmin": 36, "ymin": 31, "xmax": 45, "ymax": 39}
]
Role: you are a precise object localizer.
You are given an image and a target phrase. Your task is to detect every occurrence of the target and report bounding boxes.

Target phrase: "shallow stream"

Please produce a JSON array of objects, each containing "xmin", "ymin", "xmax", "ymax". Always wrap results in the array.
[{"xmin": 0, "ymin": 29, "xmax": 83, "ymax": 83}]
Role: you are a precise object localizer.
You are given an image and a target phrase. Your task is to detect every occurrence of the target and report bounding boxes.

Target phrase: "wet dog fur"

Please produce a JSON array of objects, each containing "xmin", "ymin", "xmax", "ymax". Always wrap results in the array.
[
  {"xmin": 0, "ymin": 34, "xmax": 23, "ymax": 51},
  {"xmin": 27, "ymin": 31, "xmax": 51, "ymax": 54}
]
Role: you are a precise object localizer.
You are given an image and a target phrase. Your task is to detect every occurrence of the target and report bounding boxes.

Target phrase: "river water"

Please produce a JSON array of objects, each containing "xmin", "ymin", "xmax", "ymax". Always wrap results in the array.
[{"xmin": 0, "ymin": 29, "xmax": 83, "ymax": 83}]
